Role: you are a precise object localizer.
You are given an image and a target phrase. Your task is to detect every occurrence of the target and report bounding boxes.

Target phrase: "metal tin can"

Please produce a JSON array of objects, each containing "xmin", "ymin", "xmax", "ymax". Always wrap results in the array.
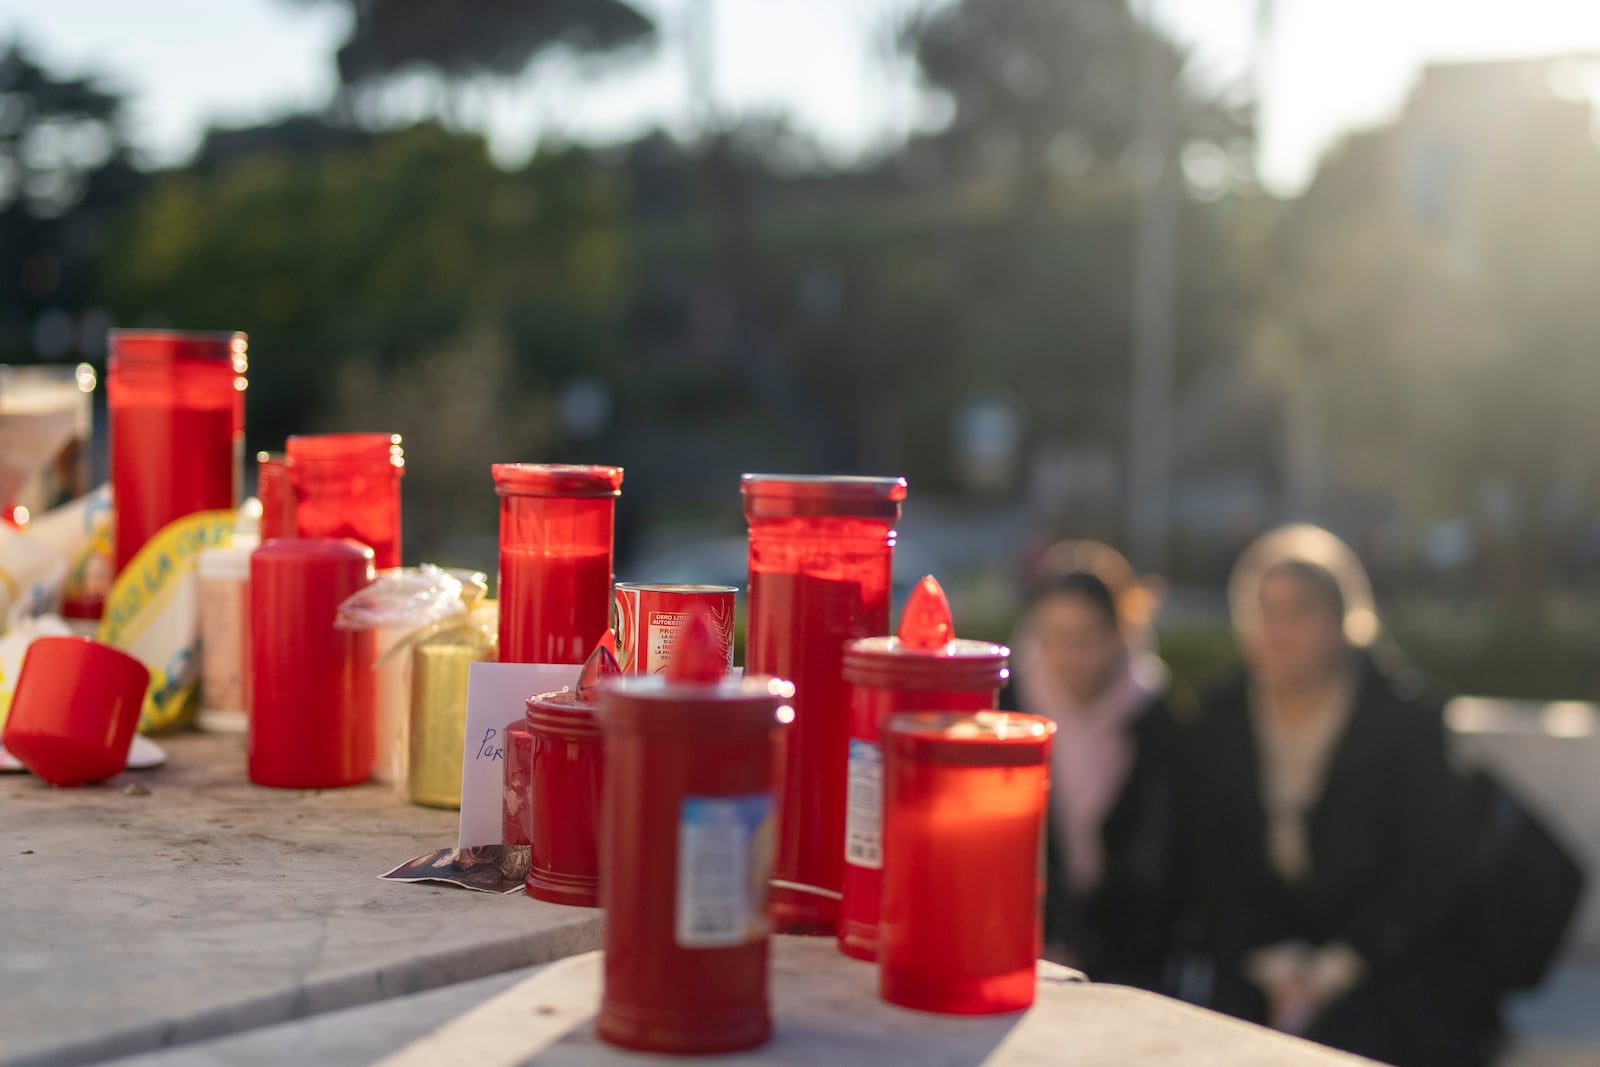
[{"xmin": 613, "ymin": 583, "xmax": 737, "ymax": 675}]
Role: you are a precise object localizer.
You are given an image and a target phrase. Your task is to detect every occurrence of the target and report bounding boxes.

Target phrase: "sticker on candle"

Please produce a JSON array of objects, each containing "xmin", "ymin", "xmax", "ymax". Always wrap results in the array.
[
  {"xmin": 676, "ymin": 791, "xmax": 776, "ymax": 948},
  {"xmin": 98, "ymin": 509, "xmax": 237, "ymax": 733},
  {"xmin": 844, "ymin": 739, "xmax": 883, "ymax": 870},
  {"xmin": 458, "ymin": 661, "xmax": 576, "ymax": 848}
]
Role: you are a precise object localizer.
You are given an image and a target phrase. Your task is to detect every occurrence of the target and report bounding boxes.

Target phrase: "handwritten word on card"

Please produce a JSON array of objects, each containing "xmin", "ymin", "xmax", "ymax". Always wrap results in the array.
[{"xmin": 458, "ymin": 662, "xmax": 576, "ymax": 848}]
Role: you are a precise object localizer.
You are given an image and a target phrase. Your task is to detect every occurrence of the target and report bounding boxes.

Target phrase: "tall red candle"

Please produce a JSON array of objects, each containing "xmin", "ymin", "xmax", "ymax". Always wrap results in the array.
[
  {"xmin": 879, "ymin": 711, "xmax": 1054, "ymax": 1015},
  {"xmin": 597, "ymin": 613, "xmax": 787, "ymax": 1055},
  {"xmin": 287, "ymin": 433, "xmax": 404, "ymax": 569},
  {"xmin": 743, "ymin": 474, "xmax": 906, "ymax": 934},
  {"xmin": 248, "ymin": 539, "xmax": 377, "ymax": 789},
  {"xmin": 838, "ymin": 577, "xmax": 1010, "ymax": 962},
  {"xmin": 493, "ymin": 464, "xmax": 623, "ymax": 665},
  {"xmin": 107, "ymin": 330, "xmax": 245, "ymax": 574}
]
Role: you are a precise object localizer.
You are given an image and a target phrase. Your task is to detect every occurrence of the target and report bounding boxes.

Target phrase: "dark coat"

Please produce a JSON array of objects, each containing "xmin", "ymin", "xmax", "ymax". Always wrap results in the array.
[
  {"xmin": 1001, "ymin": 681, "xmax": 1182, "ymax": 990},
  {"xmin": 1177, "ymin": 653, "xmax": 1501, "ymax": 1066}
]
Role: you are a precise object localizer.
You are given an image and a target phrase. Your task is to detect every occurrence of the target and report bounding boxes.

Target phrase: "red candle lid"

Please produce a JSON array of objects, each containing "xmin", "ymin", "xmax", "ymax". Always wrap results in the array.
[
  {"xmin": 109, "ymin": 329, "xmax": 247, "ymax": 369},
  {"xmin": 741, "ymin": 474, "xmax": 907, "ymax": 520},
  {"xmin": 843, "ymin": 576, "xmax": 1009, "ymax": 691},
  {"xmin": 287, "ymin": 433, "xmax": 405, "ymax": 471},
  {"xmin": 527, "ymin": 636, "xmax": 620, "ymax": 728},
  {"xmin": 884, "ymin": 711, "xmax": 1054, "ymax": 768},
  {"xmin": 493, "ymin": 463, "xmax": 624, "ymax": 498},
  {"xmin": 603, "ymin": 614, "xmax": 789, "ymax": 737}
]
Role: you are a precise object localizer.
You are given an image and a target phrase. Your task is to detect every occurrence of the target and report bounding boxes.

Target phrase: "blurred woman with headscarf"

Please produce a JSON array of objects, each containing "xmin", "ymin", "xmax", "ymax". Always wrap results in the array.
[
  {"xmin": 1177, "ymin": 525, "xmax": 1499, "ymax": 1066},
  {"xmin": 1002, "ymin": 540, "xmax": 1181, "ymax": 989}
]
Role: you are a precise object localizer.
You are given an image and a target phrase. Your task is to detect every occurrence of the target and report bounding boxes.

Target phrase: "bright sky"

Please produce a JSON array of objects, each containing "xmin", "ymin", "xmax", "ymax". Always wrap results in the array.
[{"xmin": 7, "ymin": 0, "xmax": 1600, "ymax": 194}]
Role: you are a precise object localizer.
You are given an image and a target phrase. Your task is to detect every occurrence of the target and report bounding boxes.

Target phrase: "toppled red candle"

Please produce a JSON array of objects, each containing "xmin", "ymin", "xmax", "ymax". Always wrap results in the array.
[
  {"xmin": 664, "ymin": 610, "xmax": 727, "ymax": 684},
  {"xmin": 576, "ymin": 640, "xmax": 622, "ymax": 705},
  {"xmin": 896, "ymin": 575, "xmax": 954, "ymax": 651}
]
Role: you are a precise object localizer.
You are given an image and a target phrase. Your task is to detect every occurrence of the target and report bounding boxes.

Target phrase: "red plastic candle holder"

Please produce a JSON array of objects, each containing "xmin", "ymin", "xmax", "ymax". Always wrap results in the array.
[
  {"xmin": 248, "ymin": 539, "xmax": 377, "ymax": 788},
  {"xmin": 838, "ymin": 579, "xmax": 1010, "ymax": 961},
  {"xmin": 879, "ymin": 711, "xmax": 1054, "ymax": 1015},
  {"xmin": 522, "ymin": 690, "xmax": 603, "ymax": 904},
  {"xmin": 597, "ymin": 663, "xmax": 792, "ymax": 1054},
  {"xmin": 742, "ymin": 473, "xmax": 906, "ymax": 934},
  {"xmin": 492, "ymin": 464, "xmax": 623, "ymax": 665},
  {"xmin": 1, "ymin": 637, "xmax": 150, "ymax": 787},
  {"xmin": 287, "ymin": 433, "xmax": 404, "ymax": 569},
  {"xmin": 107, "ymin": 329, "xmax": 246, "ymax": 574}
]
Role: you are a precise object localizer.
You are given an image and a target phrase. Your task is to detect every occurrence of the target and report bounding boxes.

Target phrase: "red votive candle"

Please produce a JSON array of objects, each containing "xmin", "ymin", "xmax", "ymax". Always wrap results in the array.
[
  {"xmin": 493, "ymin": 464, "xmax": 623, "ymax": 665},
  {"xmin": 597, "ymin": 615, "xmax": 789, "ymax": 1054},
  {"xmin": 523, "ymin": 642, "xmax": 619, "ymax": 905},
  {"xmin": 107, "ymin": 329, "xmax": 246, "ymax": 574},
  {"xmin": 742, "ymin": 473, "xmax": 906, "ymax": 934},
  {"xmin": 880, "ymin": 711, "xmax": 1054, "ymax": 1015},
  {"xmin": 256, "ymin": 451, "xmax": 296, "ymax": 541},
  {"xmin": 287, "ymin": 433, "xmax": 404, "ymax": 568},
  {"xmin": 248, "ymin": 539, "xmax": 377, "ymax": 788},
  {"xmin": 838, "ymin": 577, "xmax": 1010, "ymax": 962}
]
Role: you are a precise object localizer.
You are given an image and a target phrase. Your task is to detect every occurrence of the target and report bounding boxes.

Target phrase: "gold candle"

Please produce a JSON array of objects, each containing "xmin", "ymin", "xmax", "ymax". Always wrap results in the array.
[{"xmin": 407, "ymin": 597, "xmax": 496, "ymax": 809}]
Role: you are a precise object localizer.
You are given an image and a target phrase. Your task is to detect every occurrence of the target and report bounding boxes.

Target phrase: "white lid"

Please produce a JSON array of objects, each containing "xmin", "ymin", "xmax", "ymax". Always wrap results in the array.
[{"xmin": 197, "ymin": 542, "xmax": 257, "ymax": 581}]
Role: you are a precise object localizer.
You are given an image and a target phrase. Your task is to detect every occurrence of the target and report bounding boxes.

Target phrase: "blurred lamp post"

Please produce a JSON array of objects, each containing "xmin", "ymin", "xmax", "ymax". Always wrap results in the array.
[{"xmin": 1126, "ymin": 0, "xmax": 1179, "ymax": 571}]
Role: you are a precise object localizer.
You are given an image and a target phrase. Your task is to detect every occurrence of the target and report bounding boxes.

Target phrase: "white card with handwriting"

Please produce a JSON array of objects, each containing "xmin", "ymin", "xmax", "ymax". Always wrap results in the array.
[{"xmin": 458, "ymin": 662, "xmax": 577, "ymax": 848}]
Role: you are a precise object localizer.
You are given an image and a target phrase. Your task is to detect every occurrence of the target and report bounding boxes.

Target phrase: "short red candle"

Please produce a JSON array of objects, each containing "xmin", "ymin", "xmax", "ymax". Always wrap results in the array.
[
  {"xmin": 742, "ymin": 474, "xmax": 906, "ymax": 934},
  {"xmin": 837, "ymin": 579, "xmax": 1010, "ymax": 961},
  {"xmin": 287, "ymin": 433, "xmax": 404, "ymax": 569},
  {"xmin": 879, "ymin": 712, "xmax": 1054, "ymax": 1015},
  {"xmin": 523, "ymin": 641, "xmax": 618, "ymax": 905},
  {"xmin": 493, "ymin": 464, "xmax": 623, "ymax": 665},
  {"xmin": 597, "ymin": 662, "xmax": 791, "ymax": 1053},
  {"xmin": 522, "ymin": 690, "xmax": 603, "ymax": 904},
  {"xmin": 248, "ymin": 539, "xmax": 377, "ymax": 788},
  {"xmin": 107, "ymin": 330, "xmax": 245, "ymax": 574},
  {"xmin": 256, "ymin": 451, "xmax": 297, "ymax": 541}
]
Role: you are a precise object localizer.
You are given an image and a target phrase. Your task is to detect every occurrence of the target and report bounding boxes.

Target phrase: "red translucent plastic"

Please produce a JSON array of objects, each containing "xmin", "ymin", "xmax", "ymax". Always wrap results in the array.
[
  {"xmin": 108, "ymin": 330, "xmax": 245, "ymax": 574},
  {"xmin": 256, "ymin": 452, "xmax": 296, "ymax": 541},
  {"xmin": 879, "ymin": 712, "xmax": 1053, "ymax": 1015},
  {"xmin": 287, "ymin": 433, "xmax": 404, "ymax": 569},
  {"xmin": 743, "ymin": 474, "xmax": 905, "ymax": 934},
  {"xmin": 0, "ymin": 637, "xmax": 150, "ymax": 787},
  {"xmin": 597, "ymin": 671, "xmax": 791, "ymax": 1054},
  {"xmin": 248, "ymin": 539, "xmax": 376, "ymax": 788},
  {"xmin": 523, "ymin": 690, "xmax": 604, "ymax": 905},
  {"xmin": 832, "ymin": 652, "xmax": 1004, "ymax": 959},
  {"xmin": 898, "ymin": 576, "xmax": 954, "ymax": 650},
  {"xmin": 501, "ymin": 719, "xmax": 534, "ymax": 846},
  {"xmin": 493, "ymin": 464, "xmax": 623, "ymax": 665}
]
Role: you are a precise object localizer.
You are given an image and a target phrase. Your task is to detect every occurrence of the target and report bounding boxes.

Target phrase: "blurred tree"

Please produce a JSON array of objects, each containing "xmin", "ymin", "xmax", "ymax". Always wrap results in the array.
[
  {"xmin": 286, "ymin": 0, "xmax": 653, "ymax": 96},
  {"xmin": 104, "ymin": 122, "xmax": 632, "ymax": 453},
  {"xmin": 899, "ymin": 0, "xmax": 1251, "ymax": 195},
  {"xmin": 0, "ymin": 41, "xmax": 142, "ymax": 361},
  {"xmin": 1259, "ymin": 60, "xmax": 1600, "ymax": 603}
]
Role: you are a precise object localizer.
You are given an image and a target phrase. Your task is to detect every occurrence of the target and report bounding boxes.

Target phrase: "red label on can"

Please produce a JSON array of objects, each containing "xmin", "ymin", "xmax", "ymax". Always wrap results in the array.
[{"xmin": 614, "ymin": 584, "xmax": 737, "ymax": 675}]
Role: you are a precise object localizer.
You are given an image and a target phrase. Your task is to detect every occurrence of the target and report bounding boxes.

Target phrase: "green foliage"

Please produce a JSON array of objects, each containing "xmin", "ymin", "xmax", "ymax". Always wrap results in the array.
[
  {"xmin": 0, "ymin": 41, "xmax": 142, "ymax": 360},
  {"xmin": 103, "ymin": 122, "xmax": 633, "ymax": 450},
  {"xmin": 286, "ymin": 0, "xmax": 654, "ymax": 87},
  {"xmin": 1260, "ymin": 64, "xmax": 1600, "ymax": 600}
]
